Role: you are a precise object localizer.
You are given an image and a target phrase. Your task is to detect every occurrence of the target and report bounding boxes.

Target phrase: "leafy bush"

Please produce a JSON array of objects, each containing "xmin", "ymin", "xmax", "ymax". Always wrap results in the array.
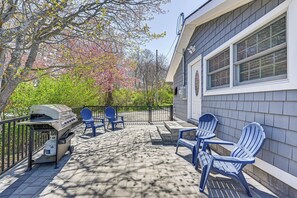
[
  {"xmin": 5, "ymin": 74, "xmax": 173, "ymax": 116},
  {"xmin": 6, "ymin": 74, "xmax": 99, "ymax": 115}
]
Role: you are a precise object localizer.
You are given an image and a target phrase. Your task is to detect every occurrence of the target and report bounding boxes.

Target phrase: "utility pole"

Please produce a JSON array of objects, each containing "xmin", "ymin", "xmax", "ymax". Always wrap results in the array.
[
  {"xmin": 156, "ymin": 49, "xmax": 159, "ymax": 105},
  {"xmin": 156, "ymin": 49, "xmax": 159, "ymax": 86}
]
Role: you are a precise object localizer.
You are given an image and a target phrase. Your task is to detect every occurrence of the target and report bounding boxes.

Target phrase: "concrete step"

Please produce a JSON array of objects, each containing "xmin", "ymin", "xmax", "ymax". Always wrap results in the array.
[
  {"xmin": 164, "ymin": 121, "xmax": 184, "ymax": 142},
  {"xmin": 149, "ymin": 129, "xmax": 162, "ymax": 145},
  {"xmin": 156, "ymin": 126, "xmax": 172, "ymax": 144}
]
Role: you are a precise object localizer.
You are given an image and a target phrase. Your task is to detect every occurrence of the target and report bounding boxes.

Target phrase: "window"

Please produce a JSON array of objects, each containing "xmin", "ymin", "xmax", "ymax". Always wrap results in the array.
[
  {"xmin": 203, "ymin": 1, "xmax": 296, "ymax": 96},
  {"xmin": 207, "ymin": 48, "xmax": 230, "ymax": 89},
  {"xmin": 234, "ymin": 16, "xmax": 287, "ymax": 84}
]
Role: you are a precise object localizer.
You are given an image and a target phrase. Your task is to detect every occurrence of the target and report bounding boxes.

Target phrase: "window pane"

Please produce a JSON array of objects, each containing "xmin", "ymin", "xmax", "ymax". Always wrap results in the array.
[
  {"xmin": 258, "ymin": 26, "xmax": 270, "ymax": 42},
  {"xmin": 261, "ymin": 54, "xmax": 273, "ymax": 67},
  {"xmin": 250, "ymin": 68, "xmax": 260, "ymax": 80},
  {"xmin": 240, "ymin": 71, "xmax": 249, "ymax": 82},
  {"xmin": 275, "ymin": 48, "xmax": 287, "ymax": 62},
  {"xmin": 236, "ymin": 16, "xmax": 286, "ymax": 61},
  {"xmin": 210, "ymin": 69, "xmax": 230, "ymax": 87},
  {"xmin": 272, "ymin": 31, "xmax": 286, "ymax": 47},
  {"xmin": 237, "ymin": 50, "xmax": 246, "ymax": 61},
  {"xmin": 261, "ymin": 66, "xmax": 274, "ymax": 78},
  {"xmin": 235, "ymin": 15, "xmax": 287, "ymax": 84},
  {"xmin": 237, "ymin": 41, "xmax": 246, "ymax": 52},
  {"xmin": 275, "ymin": 48, "xmax": 287, "ymax": 75},
  {"xmin": 272, "ymin": 17, "xmax": 286, "ymax": 36},
  {"xmin": 239, "ymin": 48, "xmax": 287, "ymax": 82},
  {"xmin": 240, "ymin": 62, "xmax": 249, "ymax": 72},
  {"xmin": 247, "ymin": 34, "xmax": 257, "ymax": 47},
  {"xmin": 207, "ymin": 48, "xmax": 230, "ymax": 88},
  {"xmin": 275, "ymin": 61, "xmax": 287, "ymax": 75},
  {"xmin": 247, "ymin": 45, "xmax": 257, "ymax": 57},
  {"xmin": 249, "ymin": 59, "xmax": 260, "ymax": 70},
  {"xmin": 258, "ymin": 39, "xmax": 270, "ymax": 53}
]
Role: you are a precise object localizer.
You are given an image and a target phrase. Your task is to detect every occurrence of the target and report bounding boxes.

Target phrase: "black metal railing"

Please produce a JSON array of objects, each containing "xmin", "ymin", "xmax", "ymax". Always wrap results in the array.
[
  {"xmin": 0, "ymin": 105, "xmax": 173, "ymax": 175},
  {"xmin": 0, "ymin": 116, "xmax": 49, "ymax": 174},
  {"xmin": 84, "ymin": 105, "xmax": 173, "ymax": 123},
  {"xmin": 71, "ymin": 107, "xmax": 84, "ymax": 126}
]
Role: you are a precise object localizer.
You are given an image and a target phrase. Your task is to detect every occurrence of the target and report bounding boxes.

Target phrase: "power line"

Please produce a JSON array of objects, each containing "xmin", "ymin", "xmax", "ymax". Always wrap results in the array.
[{"xmin": 165, "ymin": 35, "xmax": 178, "ymax": 60}]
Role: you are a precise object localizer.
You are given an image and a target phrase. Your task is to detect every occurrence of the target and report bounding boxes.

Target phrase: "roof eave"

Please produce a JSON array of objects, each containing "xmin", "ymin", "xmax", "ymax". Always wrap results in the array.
[{"xmin": 166, "ymin": 0, "xmax": 252, "ymax": 82}]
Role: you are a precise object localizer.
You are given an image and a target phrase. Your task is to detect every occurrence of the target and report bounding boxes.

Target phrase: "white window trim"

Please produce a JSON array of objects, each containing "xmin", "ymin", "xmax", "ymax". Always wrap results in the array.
[{"xmin": 203, "ymin": 0, "xmax": 296, "ymax": 96}]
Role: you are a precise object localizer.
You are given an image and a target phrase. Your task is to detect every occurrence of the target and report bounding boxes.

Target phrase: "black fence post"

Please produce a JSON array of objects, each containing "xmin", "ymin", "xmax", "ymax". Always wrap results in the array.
[
  {"xmin": 1, "ymin": 124, "xmax": 5, "ymax": 172},
  {"xmin": 170, "ymin": 105, "xmax": 174, "ymax": 121},
  {"xmin": 115, "ymin": 106, "xmax": 118, "ymax": 118},
  {"xmin": 148, "ymin": 106, "xmax": 152, "ymax": 123}
]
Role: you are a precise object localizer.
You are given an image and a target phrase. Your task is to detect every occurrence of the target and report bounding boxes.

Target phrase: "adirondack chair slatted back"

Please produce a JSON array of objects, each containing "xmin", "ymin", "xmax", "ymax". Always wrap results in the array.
[
  {"xmin": 196, "ymin": 113, "xmax": 218, "ymax": 137},
  {"xmin": 231, "ymin": 122, "xmax": 265, "ymax": 171},
  {"xmin": 105, "ymin": 107, "xmax": 116, "ymax": 118},
  {"xmin": 81, "ymin": 108, "xmax": 93, "ymax": 120},
  {"xmin": 80, "ymin": 108, "xmax": 96, "ymax": 128}
]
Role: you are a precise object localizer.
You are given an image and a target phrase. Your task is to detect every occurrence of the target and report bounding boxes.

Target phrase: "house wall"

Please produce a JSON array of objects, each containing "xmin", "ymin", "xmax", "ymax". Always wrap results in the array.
[
  {"xmin": 173, "ymin": 61, "xmax": 187, "ymax": 119},
  {"xmin": 173, "ymin": 0, "xmax": 297, "ymax": 176}
]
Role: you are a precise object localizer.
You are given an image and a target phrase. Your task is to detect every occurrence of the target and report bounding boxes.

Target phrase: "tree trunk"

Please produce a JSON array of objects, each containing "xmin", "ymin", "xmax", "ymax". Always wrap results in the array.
[
  {"xmin": 105, "ymin": 91, "xmax": 113, "ymax": 106},
  {"xmin": 0, "ymin": 41, "xmax": 40, "ymax": 113}
]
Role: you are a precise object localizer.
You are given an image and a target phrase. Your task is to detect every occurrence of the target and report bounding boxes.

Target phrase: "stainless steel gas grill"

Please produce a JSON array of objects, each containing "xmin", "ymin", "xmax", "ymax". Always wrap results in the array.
[{"xmin": 18, "ymin": 104, "xmax": 77, "ymax": 171}]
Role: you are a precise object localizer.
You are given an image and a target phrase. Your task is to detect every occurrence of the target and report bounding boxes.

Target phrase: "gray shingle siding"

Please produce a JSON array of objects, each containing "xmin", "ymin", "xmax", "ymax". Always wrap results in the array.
[
  {"xmin": 173, "ymin": 0, "xmax": 297, "ymax": 176},
  {"xmin": 173, "ymin": 61, "xmax": 187, "ymax": 120},
  {"xmin": 204, "ymin": 91, "xmax": 297, "ymax": 176}
]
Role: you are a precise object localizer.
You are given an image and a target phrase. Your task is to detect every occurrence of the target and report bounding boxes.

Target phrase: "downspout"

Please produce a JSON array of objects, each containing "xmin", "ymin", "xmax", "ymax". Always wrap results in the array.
[{"xmin": 183, "ymin": 49, "xmax": 186, "ymax": 86}]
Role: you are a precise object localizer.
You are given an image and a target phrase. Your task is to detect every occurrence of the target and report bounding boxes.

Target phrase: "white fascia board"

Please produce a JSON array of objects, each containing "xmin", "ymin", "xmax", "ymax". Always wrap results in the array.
[{"xmin": 165, "ymin": 0, "xmax": 252, "ymax": 82}]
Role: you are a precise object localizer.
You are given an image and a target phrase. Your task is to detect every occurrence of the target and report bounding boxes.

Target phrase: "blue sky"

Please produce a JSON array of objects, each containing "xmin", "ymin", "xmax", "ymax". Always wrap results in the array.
[{"xmin": 145, "ymin": 0, "xmax": 208, "ymax": 62}]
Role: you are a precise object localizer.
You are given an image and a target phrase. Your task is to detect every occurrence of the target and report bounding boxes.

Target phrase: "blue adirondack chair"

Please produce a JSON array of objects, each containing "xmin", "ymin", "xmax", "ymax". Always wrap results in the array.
[
  {"xmin": 80, "ymin": 108, "xmax": 105, "ymax": 136},
  {"xmin": 176, "ymin": 113, "xmax": 218, "ymax": 165},
  {"xmin": 197, "ymin": 122, "xmax": 265, "ymax": 197},
  {"xmin": 105, "ymin": 106, "xmax": 125, "ymax": 131}
]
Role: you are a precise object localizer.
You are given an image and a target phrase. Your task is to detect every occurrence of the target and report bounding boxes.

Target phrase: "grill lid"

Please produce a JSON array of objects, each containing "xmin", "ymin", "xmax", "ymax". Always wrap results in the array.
[
  {"xmin": 18, "ymin": 104, "xmax": 78, "ymax": 131},
  {"xmin": 30, "ymin": 104, "xmax": 74, "ymax": 120}
]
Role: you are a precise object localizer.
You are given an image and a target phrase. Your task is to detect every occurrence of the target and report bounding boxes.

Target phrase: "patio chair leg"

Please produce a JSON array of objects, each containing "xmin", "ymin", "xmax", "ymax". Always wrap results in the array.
[
  {"xmin": 175, "ymin": 141, "xmax": 180, "ymax": 154},
  {"xmin": 83, "ymin": 127, "xmax": 87, "ymax": 134},
  {"xmin": 111, "ymin": 123, "xmax": 115, "ymax": 131},
  {"xmin": 195, "ymin": 158, "xmax": 199, "ymax": 170},
  {"xmin": 191, "ymin": 148, "xmax": 196, "ymax": 165},
  {"xmin": 199, "ymin": 165, "xmax": 207, "ymax": 192},
  {"xmin": 199, "ymin": 159, "xmax": 213, "ymax": 192},
  {"xmin": 92, "ymin": 128, "xmax": 96, "ymax": 137},
  {"xmin": 237, "ymin": 171, "xmax": 252, "ymax": 197}
]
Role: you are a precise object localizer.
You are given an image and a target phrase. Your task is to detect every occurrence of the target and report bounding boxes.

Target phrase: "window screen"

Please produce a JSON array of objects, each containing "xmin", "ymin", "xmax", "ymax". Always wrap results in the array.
[{"xmin": 235, "ymin": 16, "xmax": 287, "ymax": 84}]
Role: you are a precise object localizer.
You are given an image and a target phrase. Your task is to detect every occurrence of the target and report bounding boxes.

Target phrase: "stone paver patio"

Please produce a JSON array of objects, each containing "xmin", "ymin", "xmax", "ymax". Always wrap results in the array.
[{"xmin": 0, "ymin": 124, "xmax": 277, "ymax": 197}]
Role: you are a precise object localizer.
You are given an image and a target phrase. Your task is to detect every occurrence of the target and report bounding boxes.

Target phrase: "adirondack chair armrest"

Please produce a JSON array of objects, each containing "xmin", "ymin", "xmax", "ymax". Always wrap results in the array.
[
  {"xmin": 82, "ymin": 119, "xmax": 93, "ymax": 123},
  {"xmin": 213, "ymin": 155, "xmax": 255, "ymax": 164},
  {"xmin": 198, "ymin": 134, "xmax": 216, "ymax": 140},
  {"xmin": 202, "ymin": 139, "xmax": 234, "ymax": 151},
  {"xmin": 106, "ymin": 116, "xmax": 113, "ymax": 120},
  {"xmin": 118, "ymin": 115, "xmax": 124, "ymax": 121},
  {"xmin": 94, "ymin": 118, "xmax": 105, "ymax": 123},
  {"xmin": 178, "ymin": 128, "xmax": 198, "ymax": 139}
]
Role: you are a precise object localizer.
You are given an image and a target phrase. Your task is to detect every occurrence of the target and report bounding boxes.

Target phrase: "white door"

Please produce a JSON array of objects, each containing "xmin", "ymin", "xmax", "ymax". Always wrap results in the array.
[{"xmin": 190, "ymin": 59, "xmax": 202, "ymax": 120}]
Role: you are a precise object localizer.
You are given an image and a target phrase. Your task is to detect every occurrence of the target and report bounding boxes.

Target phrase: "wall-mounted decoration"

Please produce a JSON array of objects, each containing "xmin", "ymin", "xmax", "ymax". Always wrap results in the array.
[{"xmin": 195, "ymin": 70, "xmax": 199, "ymax": 96}]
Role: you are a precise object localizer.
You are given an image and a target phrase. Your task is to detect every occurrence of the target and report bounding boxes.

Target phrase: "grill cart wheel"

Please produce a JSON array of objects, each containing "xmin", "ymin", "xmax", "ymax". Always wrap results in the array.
[{"xmin": 68, "ymin": 146, "xmax": 74, "ymax": 154}]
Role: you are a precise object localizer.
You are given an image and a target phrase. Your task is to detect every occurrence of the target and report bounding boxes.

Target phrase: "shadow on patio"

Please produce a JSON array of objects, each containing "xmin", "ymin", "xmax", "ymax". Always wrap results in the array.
[{"xmin": 0, "ymin": 124, "xmax": 277, "ymax": 197}]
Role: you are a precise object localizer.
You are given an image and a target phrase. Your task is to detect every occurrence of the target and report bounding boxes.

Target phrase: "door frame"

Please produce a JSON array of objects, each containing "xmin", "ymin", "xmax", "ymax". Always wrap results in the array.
[{"xmin": 187, "ymin": 54, "xmax": 202, "ymax": 120}]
